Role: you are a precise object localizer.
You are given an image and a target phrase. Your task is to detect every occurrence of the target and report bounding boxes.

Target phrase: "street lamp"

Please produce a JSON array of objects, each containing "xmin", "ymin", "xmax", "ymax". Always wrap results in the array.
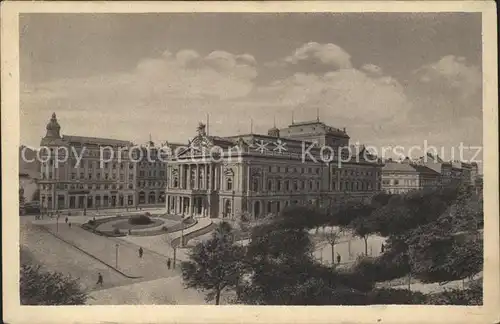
[{"xmin": 115, "ymin": 243, "xmax": 119, "ymax": 268}]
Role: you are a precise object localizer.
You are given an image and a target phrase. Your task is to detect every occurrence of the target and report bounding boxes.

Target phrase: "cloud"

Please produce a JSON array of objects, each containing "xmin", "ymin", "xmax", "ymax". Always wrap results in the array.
[
  {"xmin": 361, "ymin": 64, "xmax": 383, "ymax": 77},
  {"xmin": 409, "ymin": 55, "xmax": 482, "ymax": 120},
  {"xmin": 254, "ymin": 68, "xmax": 410, "ymax": 124},
  {"xmin": 284, "ymin": 42, "xmax": 352, "ymax": 69},
  {"xmin": 413, "ymin": 55, "xmax": 481, "ymax": 96}
]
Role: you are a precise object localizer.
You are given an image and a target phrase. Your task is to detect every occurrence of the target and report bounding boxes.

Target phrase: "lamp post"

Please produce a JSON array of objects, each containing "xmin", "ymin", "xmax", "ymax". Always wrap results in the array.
[
  {"xmin": 173, "ymin": 246, "xmax": 177, "ymax": 269},
  {"xmin": 56, "ymin": 212, "xmax": 60, "ymax": 232},
  {"xmin": 115, "ymin": 243, "xmax": 119, "ymax": 269},
  {"xmin": 180, "ymin": 219, "xmax": 185, "ymax": 248}
]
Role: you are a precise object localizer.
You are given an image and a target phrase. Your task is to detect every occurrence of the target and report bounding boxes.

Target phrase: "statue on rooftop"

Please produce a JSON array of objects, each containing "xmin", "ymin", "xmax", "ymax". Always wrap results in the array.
[{"xmin": 197, "ymin": 122, "xmax": 207, "ymax": 136}]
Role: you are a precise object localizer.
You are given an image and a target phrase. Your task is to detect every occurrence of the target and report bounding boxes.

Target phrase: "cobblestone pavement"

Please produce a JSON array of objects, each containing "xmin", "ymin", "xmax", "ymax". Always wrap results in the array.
[{"xmin": 40, "ymin": 223, "xmax": 176, "ymax": 280}]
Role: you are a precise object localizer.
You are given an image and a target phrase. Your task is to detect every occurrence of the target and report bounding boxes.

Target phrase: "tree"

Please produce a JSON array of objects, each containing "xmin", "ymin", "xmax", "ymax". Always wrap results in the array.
[
  {"xmin": 319, "ymin": 227, "xmax": 341, "ymax": 266},
  {"xmin": 181, "ymin": 222, "xmax": 245, "ymax": 305},
  {"xmin": 31, "ymin": 188, "xmax": 40, "ymax": 201},
  {"xmin": 347, "ymin": 204, "xmax": 375, "ymax": 256},
  {"xmin": 20, "ymin": 264, "xmax": 88, "ymax": 305}
]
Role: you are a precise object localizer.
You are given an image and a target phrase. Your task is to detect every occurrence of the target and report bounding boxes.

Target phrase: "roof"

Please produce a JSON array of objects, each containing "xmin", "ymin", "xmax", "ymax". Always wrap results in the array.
[
  {"xmin": 225, "ymin": 133, "xmax": 313, "ymax": 145},
  {"xmin": 62, "ymin": 135, "xmax": 133, "ymax": 147},
  {"xmin": 383, "ymin": 162, "xmax": 417, "ymax": 173},
  {"xmin": 411, "ymin": 164, "xmax": 441, "ymax": 175},
  {"xmin": 383, "ymin": 162, "xmax": 440, "ymax": 175}
]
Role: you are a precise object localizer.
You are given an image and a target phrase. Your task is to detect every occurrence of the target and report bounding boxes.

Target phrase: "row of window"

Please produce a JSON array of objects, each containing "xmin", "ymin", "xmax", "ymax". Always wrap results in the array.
[
  {"xmin": 42, "ymin": 183, "xmax": 135, "ymax": 190},
  {"xmin": 248, "ymin": 178, "xmax": 321, "ymax": 192},
  {"xmin": 137, "ymin": 181, "xmax": 166, "ymax": 188},
  {"xmin": 335, "ymin": 169, "xmax": 379, "ymax": 177},
  {"xmin": 69, "ymin": 172, "xmax": 134, "ymax": 181},
  {"xmin": 138, "ymin": 170, "xmax": 166, "ymax": 178},
  {"xmin": 267, "ymin": 165, "xmax": 321, "ymax": 175},
  {"xmin": 333, "ymin": 181, "xmax": 376, "ymax": 191},
  {"xmin": 383, "ymin": 179, "xmax": 408, "ymax": 186}
]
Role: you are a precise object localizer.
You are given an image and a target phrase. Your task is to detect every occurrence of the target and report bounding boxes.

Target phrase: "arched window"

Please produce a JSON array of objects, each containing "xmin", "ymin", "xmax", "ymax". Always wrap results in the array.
[
  {"xmin": 267, "ymin": 201, "xmax": 272, "ymax": 213},
  {"xmin": 277, "ymin": 180, "xmax": 282, "ymax": 191},
  {"xmin": 226, "ymin": 178, "xmax": 233, "ymax": 191},
  {"xmin": 148, "ymin": 191, "xmax": 156, "ymax": 204},
  {"xmin": 268, "ymin": 180, "xmax": 273, "ymax": 191}
]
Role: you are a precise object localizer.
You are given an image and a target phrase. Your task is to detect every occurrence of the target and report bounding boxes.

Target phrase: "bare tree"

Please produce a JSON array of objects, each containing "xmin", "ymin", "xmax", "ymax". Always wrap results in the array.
[{"xmin": 320, "ymin": 227, "xmax": 342, "ymax": 266}]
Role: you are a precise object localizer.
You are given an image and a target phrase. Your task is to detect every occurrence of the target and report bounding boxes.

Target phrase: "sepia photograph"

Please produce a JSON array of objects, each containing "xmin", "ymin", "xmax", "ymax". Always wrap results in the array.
[{"xmin": 2, "ymin": 1, "xmax": 498, "ymax": 324}]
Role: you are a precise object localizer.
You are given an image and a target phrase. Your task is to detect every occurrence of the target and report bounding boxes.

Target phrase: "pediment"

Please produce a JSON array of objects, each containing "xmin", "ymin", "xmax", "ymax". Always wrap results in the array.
[{"xmin": 176, "ymin": 135, "xmax": 214, "ymax": 158}]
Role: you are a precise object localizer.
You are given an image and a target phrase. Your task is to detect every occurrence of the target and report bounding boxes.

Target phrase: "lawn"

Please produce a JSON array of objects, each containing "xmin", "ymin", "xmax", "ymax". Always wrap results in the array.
[{"xmin": 112, "ymin": 219, "xmax": 164, "ymax": 230}]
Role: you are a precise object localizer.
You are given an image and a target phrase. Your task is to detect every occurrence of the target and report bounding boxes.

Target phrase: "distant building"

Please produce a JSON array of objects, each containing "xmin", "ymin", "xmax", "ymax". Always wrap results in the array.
[
  {"xmin": 381, "ymin": 161, "xmax": 440, "ymax": 194},
  {"xmin": 165, "ymin": 120, "xmax": 383, "ymax": 219},
  {"xmin": 414, "ymin": 153, "xmax": 479, "ymax": 188}
]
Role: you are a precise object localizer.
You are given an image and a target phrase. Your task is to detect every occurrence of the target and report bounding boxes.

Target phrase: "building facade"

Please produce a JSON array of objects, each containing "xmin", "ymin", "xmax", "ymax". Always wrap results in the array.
[
  {"xmin": 381, "ymin": 161, "xmax": 440, "ymax": 194},
  {"xmin": 38, "ymin": 113, "xmax": 137, "ymax": 211},
  {"xmin": 37, "ymin": 113, "xmax": 179, "ymax": 211},
  {"xmin": 165, "ymin": 120, "xmax": 383, "ymax": 219}
]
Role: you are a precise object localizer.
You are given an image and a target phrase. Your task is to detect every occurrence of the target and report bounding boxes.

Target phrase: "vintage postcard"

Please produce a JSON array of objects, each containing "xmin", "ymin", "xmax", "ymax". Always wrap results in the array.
[{"xmin": 1, "ymin": 1, "xmax": 499, "ymax": 323}]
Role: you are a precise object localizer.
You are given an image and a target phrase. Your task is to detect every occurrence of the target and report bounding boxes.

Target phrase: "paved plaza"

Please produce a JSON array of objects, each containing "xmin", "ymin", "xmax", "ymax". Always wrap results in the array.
[{"xmin": 20, "ymin": 216, "xmax": 207, "ymax": 304}]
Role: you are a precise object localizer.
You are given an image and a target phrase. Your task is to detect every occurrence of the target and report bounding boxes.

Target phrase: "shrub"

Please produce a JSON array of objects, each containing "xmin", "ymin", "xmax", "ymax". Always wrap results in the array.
[
  {"xmin": 367, "ymin": 288, "xmax": 427, "ymax": 304},
  {"xmin": 88, "ymin": 220, "xmax": 96, "ymax": 226},
  {"xmin": 162, "ymin": 226, "xmax": 169, "ymax": 231},
  {"xmin": 20, "ymin": 264, "xmax": 88, "ymax": 305},
  {"xmin": 113, "ymin": 228, "xmax": 121, "ymax": 235},
  {"xmin": 128, "ymin": 214, "xmax": 152, "ymax": 225}
]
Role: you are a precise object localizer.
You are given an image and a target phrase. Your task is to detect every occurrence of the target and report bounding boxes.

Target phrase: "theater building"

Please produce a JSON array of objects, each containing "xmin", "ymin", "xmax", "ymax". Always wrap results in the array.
[{"xmin": 165, "ymin": 120, "xmax": 383, "ymax": 219}]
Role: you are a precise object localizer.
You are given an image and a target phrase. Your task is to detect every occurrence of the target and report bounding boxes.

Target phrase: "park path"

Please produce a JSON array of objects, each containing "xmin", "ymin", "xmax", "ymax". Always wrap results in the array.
[
  {"xmin": 118, "ymin": 217, "xmax": 214, "ymax": 262},
  {"xmin": 88, "ymin": 275, "xmax": 207, "ymax": 305},
  {"xmin": 40, "ymin": 223, "xmax": 174, "ymax": 280}
]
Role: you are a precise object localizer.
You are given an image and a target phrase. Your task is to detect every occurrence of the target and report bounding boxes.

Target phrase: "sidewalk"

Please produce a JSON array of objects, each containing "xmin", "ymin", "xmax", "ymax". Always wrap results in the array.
[{"xmin": 40, "ymin": 223, "xmax": 175, "ymax": 280}]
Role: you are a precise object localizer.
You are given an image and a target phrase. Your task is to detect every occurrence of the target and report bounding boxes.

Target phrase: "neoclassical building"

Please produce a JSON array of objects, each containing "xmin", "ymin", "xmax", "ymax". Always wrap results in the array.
[{"xmin": 165, "ymin": 120, "xmax": 383, "ymax": 219}]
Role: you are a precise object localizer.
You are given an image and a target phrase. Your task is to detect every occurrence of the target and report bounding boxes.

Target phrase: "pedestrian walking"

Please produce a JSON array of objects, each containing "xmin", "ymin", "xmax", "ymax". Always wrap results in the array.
[
  {"xmin": 139, "ymin": 247, "xmax": 143, "ymax": 258},
  {"xmin": 65, "ymin": 217, "xmax": 68, "ymax": 224},
  {"xmin": 68, "ymin": 222, "xmax": 72, "ymax": 228},
  {"xmin": 336, "ymin": 253, "xmax": 341, "ymax": 264},
  {"xmin": 96, "ymin": 272, "xmax": 103, "ymax": 286},
  {"xmin": 167, "ymin": 258, "xmax": 172, "ymax": 270}
]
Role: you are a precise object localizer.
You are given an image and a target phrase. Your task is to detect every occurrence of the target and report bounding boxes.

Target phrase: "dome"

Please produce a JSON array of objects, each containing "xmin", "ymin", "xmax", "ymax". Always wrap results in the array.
[{"xmin": 267, "ymin": 126, "xmax": 280, "ymax": 137}]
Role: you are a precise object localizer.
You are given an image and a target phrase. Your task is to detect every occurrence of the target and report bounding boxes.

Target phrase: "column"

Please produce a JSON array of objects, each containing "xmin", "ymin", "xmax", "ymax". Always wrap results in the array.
[
  {"xmin": 246, "ymin": 163, "xmax": 251, "ymax": 192},
  {"xmin": 180, "ymin": 165, "xmax": 185, "ymax": 189},
  {"xmin": 189, "ymin": 197, "xmax": 194, "ymax": 216},
  {"xmin": 215, "ymin": 166, "xmax": 219, "ymax": 190},
  {"xmin": 196, "ymin": 165, "xmax": 200, "ymax": 189},
  {"xmin": 187, "ymin": 165, "xmax": 191, "ymax": 190},
  {"xmin": 208, "ymin": 164, "xmax": 213, "ymax": 190},
  {"xmin": 205, "ymin": 164, "xmax": 209, "ymax": 190}
]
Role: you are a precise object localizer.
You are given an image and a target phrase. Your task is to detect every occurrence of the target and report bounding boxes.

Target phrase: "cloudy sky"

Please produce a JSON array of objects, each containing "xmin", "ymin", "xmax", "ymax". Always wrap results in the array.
[{"xmin": 20, "ymin": 13, "xmax": 482, "ymax": 162}]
